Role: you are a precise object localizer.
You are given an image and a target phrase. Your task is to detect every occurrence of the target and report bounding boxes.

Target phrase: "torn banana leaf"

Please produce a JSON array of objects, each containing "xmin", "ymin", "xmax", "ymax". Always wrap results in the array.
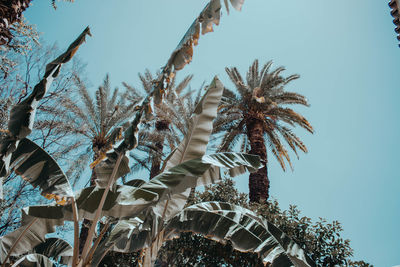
[
  {"xmin": 165, "ymin": 0, "xmax": 245, "ymax": 73},
  {"xmin": 0, "ymin": 209, "xmax": 66, "ymax": 264},
  {"xmin": 91, "ymin": 151, "xmax": 260, "ymax": 264},
  {"xmin": 159, "ymin": 76, "xmax": 226, "ymax": 221},
  {"xmin": 164, "ymin": 77, "xmax": 224, "ymax": 169},
  {"xmin": 11, "ymin": 253, "xmax": 55, "ymax": 267},
  {"xmin": 32, "ymin": 238, "xmax": 72, "ymax": 266},
  {"xmin": 95, "ymin": 201, "xmax": 314, "ymax": 267},
  {"xmin": 0, "ymin": 185, "xmax": 159, "ymax": 262},
  {"xmin": 23, "ymin": 152, "xmax": 259, "ymax": 222},
  {"xmin": 94, "ymin": 151, "xmax": 130, "ymax": 188},
  {"xmin": 9, "ymin": 138, "xmax": 74, "ymax": 204},
  {"xmin": 23, "ymin": 185, "xmax": 159, "ymax": 222},
  {"xmin": 91, "ymin": 154, "xmax": 258, "ymax": 263},
  {"xmin": 91, "ymin": 217, "xmax": 147, "ymax": 266},
  {"xmin": 164, "ymin": 202, "xmax": 316, "ymax": 267},
  {"xmin": 4, "ymin": 153, "xmax": 259, "ymax": 262},
  {"xmin": 94, "ymin": 110, "xmax": 141, "ymax": 188},
  {"xmin": 0, "ymin": 26, "xmax": 91, "ymax": 198},
  {"xmin": 140, "ymin": 152, "xmax": 261, "ymax": 222}
]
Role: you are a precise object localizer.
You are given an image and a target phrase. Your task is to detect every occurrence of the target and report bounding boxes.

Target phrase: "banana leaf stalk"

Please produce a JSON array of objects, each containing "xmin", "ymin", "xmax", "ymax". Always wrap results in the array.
[{"xmin": 80, "ymin": 153, "xmax": 124, "ymax": 262}]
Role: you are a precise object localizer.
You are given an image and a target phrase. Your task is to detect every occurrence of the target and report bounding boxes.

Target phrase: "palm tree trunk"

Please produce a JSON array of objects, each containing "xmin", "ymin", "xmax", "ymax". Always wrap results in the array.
[
  {"xmin": 149, "ymin": 120, "xmax": 169, "ymax": 179},
  {"xmin": 246, "ymin": 118, "xmax": 269, "ymax": 203},
  {"xmin": 149, "ymin": 141, "xmax": 164, "ymax": 179},
  {"xmin": 79, "ymin": 147, "xmax": 101, "ymax": 254},
  {"xmin": 78, "ymin": 167, "xmax": 97, "ymax": 254}
]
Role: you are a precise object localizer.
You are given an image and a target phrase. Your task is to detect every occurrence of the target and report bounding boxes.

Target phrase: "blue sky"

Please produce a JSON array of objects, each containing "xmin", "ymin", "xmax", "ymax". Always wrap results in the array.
[{"xmin": 25, "ymin": 0, "xmax": 400, "ymax": 265}]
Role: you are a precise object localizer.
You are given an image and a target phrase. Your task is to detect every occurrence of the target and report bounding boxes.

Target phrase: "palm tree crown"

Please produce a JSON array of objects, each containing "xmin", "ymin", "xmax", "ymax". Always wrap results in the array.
[
  {"xmin": 123, "ymin": 70, "xmax": 200, "ymax": 179},
  {"xmin": 55, "ymin": 74, "xmax": 137, "ymax": 183},
  {"xmin": 215, "ymin": 59, "xmax": 313, "ymax": 202}
]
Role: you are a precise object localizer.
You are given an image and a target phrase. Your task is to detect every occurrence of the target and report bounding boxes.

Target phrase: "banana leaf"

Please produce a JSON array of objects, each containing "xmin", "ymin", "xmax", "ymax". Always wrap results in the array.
[
  {"xmin": 94, "ymin": 151, "xmax": 130, "ymax": 188},
  {"xmin": 124, "ymin": 179, "xmax": 146, "ymax": 187},
  {"xmin": 90, "ymin": 152, "xmax": 261, "ymax": 264},
  {"xmin": 91, "ymin": 217, "xmax": 147, "ymax": 266},
  {"xmin": 0, "ymin": 209, "xmax": 65, "ymax": 264},
  {"xmin": 164, "ymin": 202, "xmax": 316, "ymax": 267},
  {"xmin": 9, "ymin": 138, "xmax": 74, "ymax": 204},
  {"xmin": 22, "ymin": 152, "xmax": 259, "ymax": 222},
  {"xmin": 23, "ymin": 185, "xmax": 158, "ymax": 222},
  {"xmin": 0, "ymin": 26, "xmax": 91, "ymax": 199},
  {"xmin": 94, "ymin": 201, "xmax": 315, "ymax": 267},
  {"xmin": 165, "ymin": 0, "xmax": 245, "ymax": 73},
  {"xmin": 164, "ymin": 77, "xmax": 224, "ymax": 169},
  {"xmin": 2, "ymin": 152, "xmax": 259, "ymax": 263},
  {"xmin": 145, "ymin": 152, "xmax": 260, "ymax": 219},
  {"xmin": 32, "ymin": 238, "xmax": 72, "ymax": 265},
  {"xmin": 11, "ymin": 253, "xmax": 55, "ymax": 267},
  {"xmin": 0, "ymin": 185, "xmax": 157, "ymax": 263},
  {"xmin": 158, "ymin": 77, "xmax": 224, "ymax": 222}
]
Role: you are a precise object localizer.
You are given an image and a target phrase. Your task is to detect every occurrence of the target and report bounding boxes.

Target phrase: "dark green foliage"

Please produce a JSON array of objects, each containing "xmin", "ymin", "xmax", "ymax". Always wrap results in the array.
[
  {"xmin": 99, "ymin": 251, "xmax": 140, "ymax": 267},
  {"xmin": 159, "ymin": 232, "xmax": 264, "ymax": 267},
  {"xmin": 156, "ymin": 178, "xmax": 371, "ymax": 267}
]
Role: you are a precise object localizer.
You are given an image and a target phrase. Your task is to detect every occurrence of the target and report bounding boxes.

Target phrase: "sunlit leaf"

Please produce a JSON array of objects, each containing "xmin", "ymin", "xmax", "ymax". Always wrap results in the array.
[
  {"xmin": 32, "ymin": 238, "xmax": 72, "ymax": 265},
  {"xmin": 9, "ymin": 138, "xmax": 74, "ymax": 204},
  {"xmin": 91, "ymin": 153, "xmax": 261, "ymax": 257},
  {"xmin": 95, "ymin": 201, "xmax": 315, "ymax": 267},
  {"xmin": 11, "ymin": 253, "xmax": 55, "ymax": 267},
  {"xmin": 165, "ymin": 202, "xmax": 316, "ymax": 267},
  {"xmin": 0, "ymin": 209, "xmax": 65, "ymax": 264},
  {"xmin": 159, "ymin": 76, "xmax": 224, "ymax": 221}
]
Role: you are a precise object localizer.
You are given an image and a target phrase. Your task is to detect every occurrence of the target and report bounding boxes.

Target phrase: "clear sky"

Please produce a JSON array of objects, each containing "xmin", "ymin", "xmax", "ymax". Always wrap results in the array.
[{"xmin": 25, "ymin": 0, "xmax": 400, "ymax": 265}]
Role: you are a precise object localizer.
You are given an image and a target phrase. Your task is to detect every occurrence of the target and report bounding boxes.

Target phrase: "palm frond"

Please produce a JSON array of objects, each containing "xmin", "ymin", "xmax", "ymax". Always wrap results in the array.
[
  {"xmin": 225, "ymin": 67, "xmax": 248, "ymax": 97},
  {"xmin": 74, "ymin": 75, "xmax": 99, "ymax": 134}
]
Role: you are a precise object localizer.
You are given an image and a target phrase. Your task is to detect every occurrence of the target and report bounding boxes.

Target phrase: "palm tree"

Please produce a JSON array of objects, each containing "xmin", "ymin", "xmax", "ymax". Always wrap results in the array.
[
  {"xmin": 52, "ymin": 74, "xmax": 137, "ymax": 253},
  {"xmin": 214, "ymin": 59, "xmax": 313, "ymax": 203},
  {"xmin": 55, "ymin": 74, "xmax": 136, "ymax": 184},
  {"xmin": 123, "ymin": 70, "xmax": 200, "ymax": 179}
]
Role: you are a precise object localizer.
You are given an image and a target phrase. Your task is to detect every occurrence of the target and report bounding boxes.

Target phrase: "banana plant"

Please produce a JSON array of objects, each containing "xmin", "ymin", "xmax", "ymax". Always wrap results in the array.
[
  {"xmin": 93, "ymin": 201, "xmax": 316, "ymax": 267},
  {"xmin": 0, "ymin": 1, "xmax": 317, "ymax": 266},
  {"xmin": 0, "ymin": 77, "xmax": 263, "ymax": 266},
  {"xmin": 89, "ymin": 73, "xmax": 311, "ymax": 266},
  {"xmin": 0, "ymin": 72, "xmax": 313, "ymax": 267},
  {"xmin": 2, "ymin": 237, "xmax": 72, "ymax": 267},
  {"xmin": 0, "ymin": 26, "xmax": 91, "ymax": 202}
]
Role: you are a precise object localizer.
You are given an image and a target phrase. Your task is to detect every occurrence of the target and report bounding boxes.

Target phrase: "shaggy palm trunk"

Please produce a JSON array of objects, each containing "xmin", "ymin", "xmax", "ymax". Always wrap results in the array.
[
  {"xmin": 78, "ymin": 143, "xmax": 102, "ymax": 254},
  {"xmin": 78, "ymin": 169, "xmax": 97, "ymax": 254},
  {"xmin": 246, "ymin": 117, "xmax": 269, "ymax": 203},
  {"xmin": 149, "ymin": 120, "xmax": 169, "ymax": 179},
  {"xmin": 0, "ymin": 0, "xmax": 32, "ymax": 45}
]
